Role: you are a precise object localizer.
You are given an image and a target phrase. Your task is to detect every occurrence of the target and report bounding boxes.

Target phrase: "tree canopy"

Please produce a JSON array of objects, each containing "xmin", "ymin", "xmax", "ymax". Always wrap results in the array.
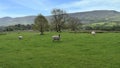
[{"xmin": 34, "ymin": 14, "xmax": 48, "ymax": 35}]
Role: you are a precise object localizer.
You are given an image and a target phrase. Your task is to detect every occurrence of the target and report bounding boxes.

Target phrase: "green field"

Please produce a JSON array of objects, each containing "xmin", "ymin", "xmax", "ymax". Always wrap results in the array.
[{"xmin": 0, "ymin": 32, "xmax": 120, "ymax": 68}]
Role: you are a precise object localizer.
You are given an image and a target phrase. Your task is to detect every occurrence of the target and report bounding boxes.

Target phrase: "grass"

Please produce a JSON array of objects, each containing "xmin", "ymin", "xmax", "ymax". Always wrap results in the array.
[{"xmin": 0, "ymin": 31, "xmax": 120, "ymax": 68}]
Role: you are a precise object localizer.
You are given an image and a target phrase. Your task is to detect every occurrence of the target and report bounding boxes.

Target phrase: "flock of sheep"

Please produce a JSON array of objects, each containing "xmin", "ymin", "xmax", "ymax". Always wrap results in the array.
[{"xmin": 18, "ymin": 31, "xmax": 96, "ymax": 41}]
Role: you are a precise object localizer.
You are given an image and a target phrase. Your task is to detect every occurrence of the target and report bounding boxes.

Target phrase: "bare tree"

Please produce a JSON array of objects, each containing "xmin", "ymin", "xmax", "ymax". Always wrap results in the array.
[
  {"xmin": 67, "ymin": 17, "xmax": 81, "ymax": 31},
  {"xmin": 51, "ymin": 9, "xmax": 67, "ymax": 32},
  {"xmin": 34, "ymin": 14, "xmax": 48, "ymax": 35}
]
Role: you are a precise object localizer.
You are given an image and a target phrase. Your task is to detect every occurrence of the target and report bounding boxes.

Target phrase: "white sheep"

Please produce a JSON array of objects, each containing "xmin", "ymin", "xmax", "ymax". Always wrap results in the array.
[
  {"xmin": 52, "ymin": 34, "xmax": 60, "ymax": 41},
  {"xmin": 18, "ymin": 36, "xmax": 23, "ymax": 40},
  {"xmin": 91, "ymin": 31, "xmax": 96, "ymax": 36}
]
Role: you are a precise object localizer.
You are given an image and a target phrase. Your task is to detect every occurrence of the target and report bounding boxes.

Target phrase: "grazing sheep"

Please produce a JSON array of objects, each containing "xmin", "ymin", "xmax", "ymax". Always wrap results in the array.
[
  {"xmin": 91, "ymin": 31, "xmax": 96, "ymax": 36},
  {"xmin": 52, "ymin": 34, "xmax": 60, "ymax": 41},
  {"xmin": 18, "ymin": 36, "xmax": 23, "ymax": 40}
]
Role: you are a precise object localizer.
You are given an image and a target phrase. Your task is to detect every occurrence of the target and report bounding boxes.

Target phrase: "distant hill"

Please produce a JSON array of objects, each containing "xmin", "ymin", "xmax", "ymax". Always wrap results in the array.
[
  {"xmin": 0, "ymin": 16, "xmax": 36, "ymax": 26},
  {"xmin": 69, "ymin": 10, "xmax": 120, "ymax": 23},
  {"xmin": 0, "ymin": 10, "xmax": 120, "ymax": 26}
]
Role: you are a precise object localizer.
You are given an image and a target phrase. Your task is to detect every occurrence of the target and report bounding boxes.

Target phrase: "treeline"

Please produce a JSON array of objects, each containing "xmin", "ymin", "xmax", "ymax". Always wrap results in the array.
[
  {"xmin": 0, "ymin": 24, "xmax": 33, "ymax": 32},
  {"xmin": 83, "ymin": 23, "xmax": 120, "ymax": 31}
]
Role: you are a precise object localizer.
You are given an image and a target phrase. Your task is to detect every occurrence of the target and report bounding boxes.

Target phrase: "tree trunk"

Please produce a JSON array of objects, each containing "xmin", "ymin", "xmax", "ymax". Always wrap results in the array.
[
  {"xmin": 40, "ymin": 25, "xmax": 44, "ymax": 35},
  {"xmin": 58, "ymin": 25, "xmax": 61, "ymax": 32},
  {"xmin": 40, "ymin": 31, "xmax": 44, "ymax": 35},
  {"xmin": 56, "ymin": 25, "xmax": 58, "ymax": 32}
]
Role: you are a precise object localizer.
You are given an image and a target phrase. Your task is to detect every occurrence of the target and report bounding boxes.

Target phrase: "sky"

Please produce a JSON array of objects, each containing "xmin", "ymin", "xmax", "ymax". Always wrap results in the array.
[{"xmin": 0, "ymin": 0, "xmax": 120, "ymax": 18}]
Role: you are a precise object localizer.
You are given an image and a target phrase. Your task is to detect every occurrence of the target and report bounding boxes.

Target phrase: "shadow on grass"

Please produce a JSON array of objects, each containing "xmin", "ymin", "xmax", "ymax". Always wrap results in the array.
[{"xmin": 52, "ymin": 40, "xmax": 63, "ymax": 43}]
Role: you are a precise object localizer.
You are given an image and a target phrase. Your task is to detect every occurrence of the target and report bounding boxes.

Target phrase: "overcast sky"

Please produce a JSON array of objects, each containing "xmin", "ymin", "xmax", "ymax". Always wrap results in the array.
[{"xmin": 0, "ymin": 0, "xmax": 120, "ymax": 17}]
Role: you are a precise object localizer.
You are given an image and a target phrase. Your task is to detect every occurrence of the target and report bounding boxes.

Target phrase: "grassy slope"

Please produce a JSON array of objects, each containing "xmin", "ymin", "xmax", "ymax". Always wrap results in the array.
[{"xmin": 0, "ymin": 32, "xmax": 120, "ymax": 68}]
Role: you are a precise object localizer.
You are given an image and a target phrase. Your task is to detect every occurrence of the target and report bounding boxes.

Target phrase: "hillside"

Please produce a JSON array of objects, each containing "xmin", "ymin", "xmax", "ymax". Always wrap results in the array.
[
  {"xmin": 0, "ymin": 16, "xmax": 36, "ymax": 26},
  {"xmin": 70, "ymin": 10, "xmax": 120, "ymax": 23},
  {"xmin": 0, "ymin": 10, "xmax": 120, "ymax": 26}
]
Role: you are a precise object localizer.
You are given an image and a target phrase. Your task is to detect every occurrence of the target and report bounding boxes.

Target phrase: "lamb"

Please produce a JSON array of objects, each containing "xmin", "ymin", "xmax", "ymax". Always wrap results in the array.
[
  {"xmin": 18, "ymin": 36, "xmax": 23, "ymax": 40},
  {"xmin": 91, "ymin": 31, "xmax": 96, "ymax": 36},
  {"xmin": 52, "ymin": 34, "xmax": 60, "ymax": 41}
]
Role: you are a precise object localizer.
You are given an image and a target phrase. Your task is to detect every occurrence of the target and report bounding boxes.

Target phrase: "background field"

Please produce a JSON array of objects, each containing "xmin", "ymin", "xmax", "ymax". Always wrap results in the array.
[{"xmin": 0, "ymin": 32, "xmax": 120, "ymax": 68}]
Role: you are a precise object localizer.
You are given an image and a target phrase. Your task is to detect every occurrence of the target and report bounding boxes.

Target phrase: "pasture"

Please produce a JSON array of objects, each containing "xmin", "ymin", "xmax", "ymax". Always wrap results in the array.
[{"xmin": 0, "ymin": 32, "xmax": 120, "ymax": 68}]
